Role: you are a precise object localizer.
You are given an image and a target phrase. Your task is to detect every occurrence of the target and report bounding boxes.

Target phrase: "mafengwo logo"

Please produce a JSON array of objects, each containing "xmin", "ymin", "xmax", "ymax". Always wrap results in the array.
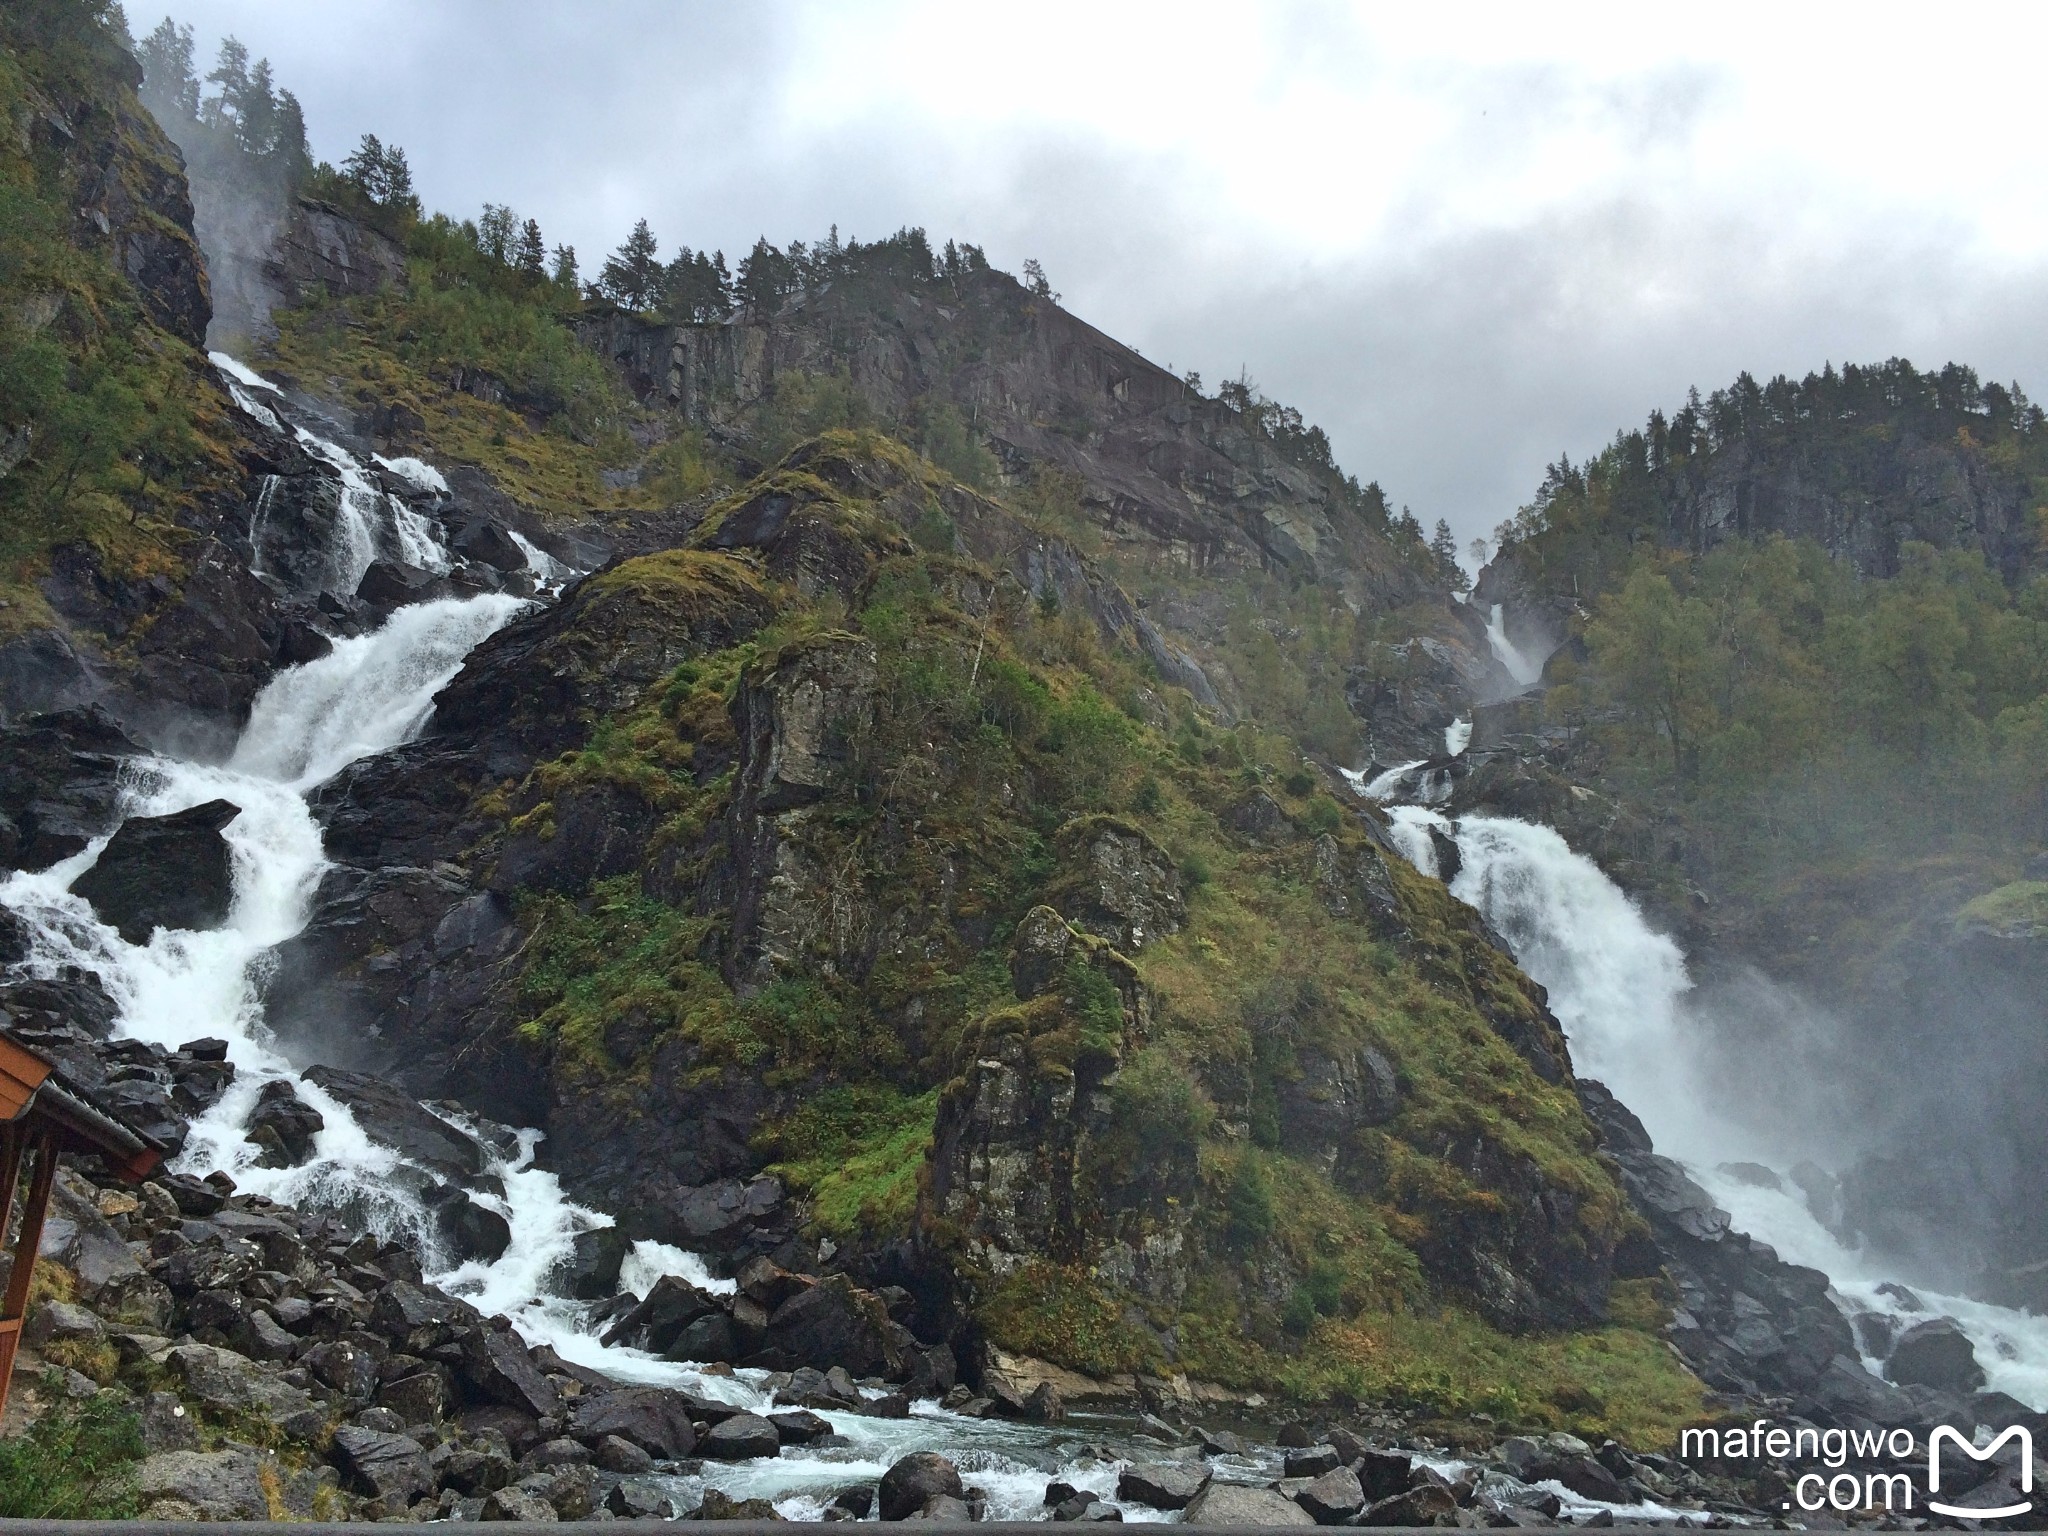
[{"xmin": 1928, "ymin": 1424, "xmax": 2032, "ymax": 1521}]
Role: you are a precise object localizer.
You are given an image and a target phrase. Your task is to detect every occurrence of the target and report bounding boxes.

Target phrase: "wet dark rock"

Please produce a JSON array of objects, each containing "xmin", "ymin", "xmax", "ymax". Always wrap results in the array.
[
  {"xmin": 458, "ymin": 1326, "xmax": 563, "ymax": 1419},
  {"xmin": 607, "ymin": 1478, "xmax": 680, "ymax": 1518},
  {"xmin": 1283, "ymin": 1444, "xmax": 1342, "ymax": 1478},
  {"xmin": 880, "ymin": 1451, "xmax": 965, "ymax": 1521},
  {"xmin": 700, "ymin": 1410, "xmax": 781, "ymax": 1460},
  {"xmin": 565, "ymin": 1385, "xmax": 700, "ymax": 1459},
  {"xmin": 425, "ymin": 1182, "xmax": 512, "ymax": 1264},
  {"xmin": 1182, "ymin": 1481, "xmax": 1317, "ymax": 1526},
  {"xmin": 439, "ymin": 1437, "xmax": 515, "ymax": 1495},
  {"xmin": 330, "ymin": 1423, "xmax": 434, "ymax": 1504},
  {"xmin": 1578, "ymin": 1077, "xmax": 1856, "ymax": 1401},
  {"xmin": 1360, "ymin": 1484, "xmax": 1461, "ymax": 1527},
  {"xmin": 71, "ymin": 798, "xmax": 240, "ymax": 942},
  {"xmin": 1295, "ymin": 1464, "xmax": 1367, "ymax": 1524},
  {"xmin": 1355, "ymin": 1447, "xmax": 1414, "ymax": 1503},
  {"xmin": 833, "ymin": 1486, "xmax": 876, "ymax": 1518},
  {"xmin": 1884, "ymin": 1316, "xmax": 1986, "ymax": 1392},
  {"xmin": 370, "ymin": 1278, "xmax": 483, "ymax": 1352},
  {"xmin": 248, "ymin": 1078, "xmax": 324, "ymax": 1167},
  {"xmin": 770, "ymin": 1408, "xmax": 832, "ymax": 1444},
  {"xmin": 1116, "ymin": 1461, "xmax": 1210, "ymax": 1509},
  {"xmin": 763, "ymin": 1273, "xmax": 901, "ymax": 1378},
  {"xmin": 555, "ymin": 1225, "xmax": 629, "ymax": 1299},
  {"xmin": 158, "ymin": 1171, "xmax": 227, "ymax": 1217},
  {"xmin": 590, "ymin": 1433, "xmax": 654, "ymax": 1473},
  {"xmin": 0, "ymin": 706, "xmax": 134, "ymax": 872},
  {"xmin": 600, "ymin": 1272, "xmax": 722, "ymax": 1353}
]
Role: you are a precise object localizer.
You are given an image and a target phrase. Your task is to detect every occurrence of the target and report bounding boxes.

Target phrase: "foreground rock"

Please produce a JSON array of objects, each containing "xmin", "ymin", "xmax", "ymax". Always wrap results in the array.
[
  {"xmin": 879, "ymin": 1452, "xmax": 964, "ymax": 1521},
  {"xmin": 70, "ymin": 799, "xmax": 241, "ymax": 942},
  {"xmin": 1183, "ymin": 1482, "xmax": 1316, "ymax": 1526}
]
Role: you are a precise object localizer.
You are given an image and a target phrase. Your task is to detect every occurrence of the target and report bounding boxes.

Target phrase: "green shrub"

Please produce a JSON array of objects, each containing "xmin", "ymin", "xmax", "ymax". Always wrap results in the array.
[
  {"xmin": 1225, "ymin": 1152, "xmax": 1276, "ymax": 1250},
  {"xmin": 0, "ymin": 1377, "xmax": 143, "ymax": 1519}
]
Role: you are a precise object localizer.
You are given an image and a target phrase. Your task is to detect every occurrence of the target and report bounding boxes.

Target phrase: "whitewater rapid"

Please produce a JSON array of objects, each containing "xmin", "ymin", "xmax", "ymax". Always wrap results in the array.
[{"xmin": 1375, "ymin": 803, "xmax": 2048, "ymax": 1409}]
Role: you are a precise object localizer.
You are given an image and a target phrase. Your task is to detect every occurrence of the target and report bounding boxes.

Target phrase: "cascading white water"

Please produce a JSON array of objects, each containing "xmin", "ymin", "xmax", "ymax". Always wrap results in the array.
[
  {"xmin": 1486, "ymin": 603, "xmax": 1543, "ymax": 689},
  {"xmin": 1444, "ymin": 718, "xmax": 1472, "ymax": 756},
  {"xmin": 1383, "ymin": 809, "xmax": 2048, "ymax": 1409},
  {"xmin": 1, "ymin": 356, "xmax": 1260, "ymax": 1517}
]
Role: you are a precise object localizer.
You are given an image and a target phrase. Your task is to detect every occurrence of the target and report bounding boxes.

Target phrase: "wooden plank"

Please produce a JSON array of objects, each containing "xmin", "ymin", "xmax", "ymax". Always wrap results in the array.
[{"xmin": 0, "ymin": 1133, "xmax": 53, "ymax": 1422}]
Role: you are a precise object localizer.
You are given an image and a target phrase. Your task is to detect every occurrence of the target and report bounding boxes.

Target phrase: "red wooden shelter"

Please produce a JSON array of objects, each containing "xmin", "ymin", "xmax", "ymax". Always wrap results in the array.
[{"xmin": 0, "ymin": 1034, "xmax": 163, "ymax": 1418}]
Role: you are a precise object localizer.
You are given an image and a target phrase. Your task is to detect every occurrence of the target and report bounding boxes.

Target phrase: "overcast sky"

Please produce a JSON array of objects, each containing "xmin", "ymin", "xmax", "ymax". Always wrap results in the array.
[{"xmin": 145, "ymin": 0, "xmax": 2048, "ymax": 549}]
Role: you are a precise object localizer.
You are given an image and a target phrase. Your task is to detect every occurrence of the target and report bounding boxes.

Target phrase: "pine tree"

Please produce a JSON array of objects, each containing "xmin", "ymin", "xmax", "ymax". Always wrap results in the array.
[
  {"xmin": 597, "ymin": 220, "xmax": 662, "ymax": 310},
  {"xmin": 1430, "ymin": 518, "xmax": 1469, "ymax": 591},
  {"xmin": 516, "ymin": 219, "xmax": 547, "ymax": 277},
  {"xmin": 342, "ymin": 133, "xmax": 387, "ymax": 199},
  {"xmin": 380, "ymin": 145, "xmax": 416, "ymax": 214},
  {"xmin": 135, "ymin": 17, "xmax": 199, "ymax": 121},
  {"xmin": 551, "ymin": 244, "xmax": 579, "ymax": 287},
  {"xmin": 201, "ymin": 37, "xmax": 248, "ymax": 129},
  {"xmin": 735, "ymin": 236, "xmax": 794, "ymax": 317},
  {"xmin": 663, "ymin": 247, "xmax": 732, "ymax": 323}
]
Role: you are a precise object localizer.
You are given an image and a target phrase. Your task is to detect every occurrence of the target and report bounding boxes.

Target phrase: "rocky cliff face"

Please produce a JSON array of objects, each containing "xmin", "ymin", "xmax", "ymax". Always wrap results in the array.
[
  {"xmin": 250, "ymin": 434, "xmax": 1647, "ymax": 1400},
  {"xmin": 581, "ymin": 282, "xmax": 1421, "ymax": 603}
]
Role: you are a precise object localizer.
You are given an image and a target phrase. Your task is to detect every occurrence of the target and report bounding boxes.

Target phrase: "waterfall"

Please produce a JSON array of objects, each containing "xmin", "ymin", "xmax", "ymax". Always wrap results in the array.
[
  {"xmin": 1487, "ymin": 603, "xmax": 1543, "ymax": 689},
  {"xmin": 1384, "ymin": 808, "xmax": 2048, "ymax": 1409}
]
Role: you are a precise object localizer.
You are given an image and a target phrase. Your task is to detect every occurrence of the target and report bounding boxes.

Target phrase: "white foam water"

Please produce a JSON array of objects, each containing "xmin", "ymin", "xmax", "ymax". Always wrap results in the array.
[
  {"xmin": 1378, "ymin": 809, "xmax": 2048, "ymax": 1409},
  {"xmin": 374, "ymin": 453, "xmax": 451, "ymax": 498},
  {"xmin": 1486, "ymin": 603, "xmax": 1543, "ymax": 689}
]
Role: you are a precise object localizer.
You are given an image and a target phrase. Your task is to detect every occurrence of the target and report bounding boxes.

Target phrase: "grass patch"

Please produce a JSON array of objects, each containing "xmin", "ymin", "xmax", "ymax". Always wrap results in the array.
[
  {"xmin": 1955, "ymin": 880, "xmax": 2048, "ymax": 938},
  {"xmin": 0, "ymin": 1374, "xmax": 143, "ymax": 1518},
  {"xmin": 978, "ymin": 1263, "xmax": 1162, "ymax": 1377},
  {"xmin": 762, "ymin": 1085, "xmax": 938, "ymax": 1239}
]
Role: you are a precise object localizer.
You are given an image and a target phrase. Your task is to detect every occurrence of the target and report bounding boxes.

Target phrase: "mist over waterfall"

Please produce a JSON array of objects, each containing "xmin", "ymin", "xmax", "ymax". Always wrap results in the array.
[{"xmin": 1378, "ymin": 804, "xmax": 2048, "ymax": 1410}]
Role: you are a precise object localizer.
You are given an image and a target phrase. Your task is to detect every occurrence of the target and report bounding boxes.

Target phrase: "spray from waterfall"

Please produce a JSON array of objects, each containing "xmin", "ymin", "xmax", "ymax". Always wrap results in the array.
[
  {"xmin": 1375, "ymin": 806, "xmax": 2048, "ymax": 1408},
  {"xmin": 1487, "ymin": 603, "xmax": 1543, "ymax": 689}
]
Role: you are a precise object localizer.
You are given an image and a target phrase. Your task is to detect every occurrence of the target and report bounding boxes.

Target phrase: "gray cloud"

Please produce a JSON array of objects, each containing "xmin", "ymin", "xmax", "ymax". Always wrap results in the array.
[{"xmin": 147, "ymin": 2, "xmax": 2048, "ymax": 547}]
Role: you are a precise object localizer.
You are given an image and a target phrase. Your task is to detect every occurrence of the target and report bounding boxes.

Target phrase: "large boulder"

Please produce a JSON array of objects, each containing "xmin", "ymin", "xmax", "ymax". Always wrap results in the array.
[
  {"xmin": 598, "ymin": 1272, "xmax": 722, "ymax": 1354},
  {"xmin": 70, "ymin": 799, "xmax": 240, "ymax": 942},
  {"xmin": 760, "ymin": 1273, "xmax": 900, "ymax": 1378},
  {"xmin": 330, "ymin": 1424, "xmax": 434, "ymax": 1504},
  {"xmin": 1295, "ymin": 1465, "xmax": 1366, "ymax": 1524},
  {"xmin": 1117, "ymin": 1461, "xmax": 1210, "ymax": 1510},
  {"xmin": 1885, "ymin": 1317, "xmax": 1986, "ymax": 1393},
  {"xmin": 879, "ymin": 1451, "xmax": 964, "ymax": 1521},
  {"xmin": 165, "ymin": 1342, "xmax": 325, "ymax": 1440},
  {"xmin": 459, "ymin": 1325, "xmax": 562, "ymax": 1419},
  {"xmin": 248, "ymin": 1078, "xmax": 325, "ymax": 1166},
  {"xmin": 135, "ymin": 1449, "xmax": 274, "ymax": 1520},
  {"xmin": 0, "ymin": 707, "xmax": 134, "ymax": 872},
  {"xmin": 1182, "ymin": 1482, "xmax": 1316, "ymax": 1526},
  {"xmin": 565, "ymin": 1387, "xmax": 699, "ymax": 1460},
  {"xmin": 699, "ymin": 1411, "xmax": 781, "ymax": 1461}
]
